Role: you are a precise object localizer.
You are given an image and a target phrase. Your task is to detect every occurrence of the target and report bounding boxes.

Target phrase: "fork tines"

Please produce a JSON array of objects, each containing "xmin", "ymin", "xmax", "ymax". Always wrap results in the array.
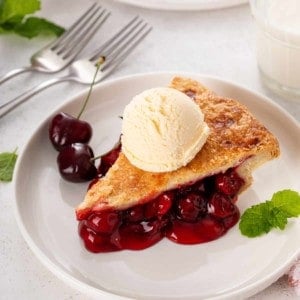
[
  {"xmin": 90, "ymin": 16, "xmax": 152, "ymax": 77},
  {"xmin": 52, "ymin": 3, "xmax": 110, "ymax": 60}
]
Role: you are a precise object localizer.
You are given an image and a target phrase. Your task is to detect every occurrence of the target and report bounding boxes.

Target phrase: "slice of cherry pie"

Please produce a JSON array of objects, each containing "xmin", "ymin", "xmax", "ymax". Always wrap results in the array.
[{"xmin": 76, "ymin": 76, "xmax": 280, "ymax": 252}]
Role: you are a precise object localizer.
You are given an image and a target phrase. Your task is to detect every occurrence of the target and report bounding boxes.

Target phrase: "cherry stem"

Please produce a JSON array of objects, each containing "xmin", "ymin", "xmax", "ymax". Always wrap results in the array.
[
  {"xmin": 90, "ymin": 155, "xmax": 101, "ymax": 162},
  {"xmin": 77, "ymin": 56, "xmax": 105, "ymax": 120},
  {"xmin": 90, "ymin": 140, "xmax": 121, "ymax": 162}
]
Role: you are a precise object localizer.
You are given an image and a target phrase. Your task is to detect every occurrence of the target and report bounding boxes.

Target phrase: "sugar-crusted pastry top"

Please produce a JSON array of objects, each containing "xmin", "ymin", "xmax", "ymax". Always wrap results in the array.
[{"xmin": 76, "ymin": 76, "xmax": 280, "ymax": 220}]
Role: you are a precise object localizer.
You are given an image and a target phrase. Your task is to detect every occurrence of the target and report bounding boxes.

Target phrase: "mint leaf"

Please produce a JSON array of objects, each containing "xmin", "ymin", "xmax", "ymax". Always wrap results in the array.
[
  {"xmin": 268, "ymin": 206, "xmax": 288, "ymax": 230},
  {"xmin": 239, "ymin": 201, "xmax": 273, "ymax": 237},
  {"xmin": 0, "ymin": 0, "xmax": 40, "ymax": 23},
  {"xmin": 239, "ymin": 190, "xmax": 300, "ymax": 238},
  {"xmin": 14, "ymin": 16, "xmax": 64, "ymax": 38},
  {"xmin": 0, "ymin": 150, "xmax": 18, "ymax": 182},
  {"xmin": 0, "ymin": 0, "xmax": 64, "ymax": 38},
  {"xmin": 271, "ymin": 189, "xmax": 300, "ymax": 218}
]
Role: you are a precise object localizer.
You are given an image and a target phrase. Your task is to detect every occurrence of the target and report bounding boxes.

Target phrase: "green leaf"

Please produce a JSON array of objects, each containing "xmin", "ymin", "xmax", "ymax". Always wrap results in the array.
[
  {"xmin": 14, "ymin": 16, "xmax": 64, "ymax": 38},
  {"xmin": 0, "ymin": 0, "xmax": 64, "ymax": 38},
  {"xmin": 239, "ymin": 189, "xmax": 300, "ymax": 238},
  {"xmin": 271, "ymin": 189, "xmax": 300, "ymax": 218},
  {"xmin": 0, "ymin": 0, "xmax": 40, "ymax": 23},
  {"xmin": 0, "ymin": 150, "xmax": 18, "ymax": 182},
  {"xmin": 239, "ymin": 201, "xmax": 273, "ymax": 237},
  {"xmin": 0, "ymin": 15, "xmax": 22, "ymax": 30},
  {"xmin": 268, "ymin": 206, "xmax": 288, "ymax": 230}
]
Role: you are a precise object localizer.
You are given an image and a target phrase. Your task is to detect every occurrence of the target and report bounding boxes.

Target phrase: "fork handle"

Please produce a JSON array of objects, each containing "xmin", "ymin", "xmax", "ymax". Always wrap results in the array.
[
  {"xmin": 0, "ymin": 76, "xmax": 74, "ymax": 118},
  {"xmin": 0, "ymin": 66, "xmax": 35, "ymax": 85}
]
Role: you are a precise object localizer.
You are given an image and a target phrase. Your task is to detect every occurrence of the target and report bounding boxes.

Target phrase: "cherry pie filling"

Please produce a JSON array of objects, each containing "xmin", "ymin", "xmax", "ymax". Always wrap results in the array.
[{"xmin": 78, "ymin": 147, "xmax": 245, "ymax": 253}]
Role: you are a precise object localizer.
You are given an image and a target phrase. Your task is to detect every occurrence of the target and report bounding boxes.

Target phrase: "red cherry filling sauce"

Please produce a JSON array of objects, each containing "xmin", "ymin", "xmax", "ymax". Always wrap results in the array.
[{"xmin": 78, "ymin": 168, "xmax": 244, "ymax": 252}]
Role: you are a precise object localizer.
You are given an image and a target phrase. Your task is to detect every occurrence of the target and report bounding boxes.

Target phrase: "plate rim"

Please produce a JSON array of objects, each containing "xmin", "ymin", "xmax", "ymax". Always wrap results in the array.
[
  {"xmin": 12, "ymin": 71, "xmax": 300, "ymax": 300},
  {"xmin": 113, "ymin": 0, "xmax": 248, "ymax": 11}
]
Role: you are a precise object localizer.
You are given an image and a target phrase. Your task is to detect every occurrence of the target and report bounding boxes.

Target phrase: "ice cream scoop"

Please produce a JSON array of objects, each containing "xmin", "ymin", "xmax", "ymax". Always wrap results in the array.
[{"xmin": 121, "ymin": 87, "xmax": 210, "ymax": 172}]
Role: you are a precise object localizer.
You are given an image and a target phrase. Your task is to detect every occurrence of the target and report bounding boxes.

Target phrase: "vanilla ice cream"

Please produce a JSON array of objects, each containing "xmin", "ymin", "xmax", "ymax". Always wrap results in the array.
[{"xmin": 121, "ymin": 87, "xmax": 210, "ymax": 173}]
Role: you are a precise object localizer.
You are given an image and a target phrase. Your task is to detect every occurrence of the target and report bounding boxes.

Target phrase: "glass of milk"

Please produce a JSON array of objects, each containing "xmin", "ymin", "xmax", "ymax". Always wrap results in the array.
[{"xmin": 250, "ymin": 0, "xmax": 300, "ymax": 99}]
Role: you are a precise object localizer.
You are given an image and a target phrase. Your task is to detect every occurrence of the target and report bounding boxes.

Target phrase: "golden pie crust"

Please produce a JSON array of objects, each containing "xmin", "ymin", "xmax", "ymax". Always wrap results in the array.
[{"xmin": 76, "ymin": 77, "xmax": 280, "ymax": 220}]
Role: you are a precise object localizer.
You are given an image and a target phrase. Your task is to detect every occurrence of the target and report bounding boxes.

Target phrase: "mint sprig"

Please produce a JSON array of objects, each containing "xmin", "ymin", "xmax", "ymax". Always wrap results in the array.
[
  {"xmin": 239, "ymin": 189, "xmax": 300, "ymax": 237},
  {"xmin": 0, "ymin": 149, "xmax": 18, "ymax": 182},
  {"xmin": 0, "ymin": 0, "xmax": 64, "ymax": 38}
]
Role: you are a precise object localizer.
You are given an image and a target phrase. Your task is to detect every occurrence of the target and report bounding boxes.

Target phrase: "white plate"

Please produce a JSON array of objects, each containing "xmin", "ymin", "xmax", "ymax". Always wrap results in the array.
[
  {"xmin": 114, "ymin": 0, "xmax": 248, "ymax": 11},
  {"xmin": 14, "ymin": 72, "xmax": 300, "ymax": 300}
]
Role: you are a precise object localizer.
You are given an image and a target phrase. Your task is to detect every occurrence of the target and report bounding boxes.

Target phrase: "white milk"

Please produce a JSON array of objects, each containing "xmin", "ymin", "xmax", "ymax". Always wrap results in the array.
[{"xmin": 251, "ymin": 0, "xmax": 300, "ymax": 97}]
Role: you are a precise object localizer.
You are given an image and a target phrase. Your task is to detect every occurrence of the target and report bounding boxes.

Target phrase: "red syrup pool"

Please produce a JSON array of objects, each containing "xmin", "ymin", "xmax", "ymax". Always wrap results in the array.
[{"xmin": 78, "ymin": 167, "xmax": 243, "ymax": 253}]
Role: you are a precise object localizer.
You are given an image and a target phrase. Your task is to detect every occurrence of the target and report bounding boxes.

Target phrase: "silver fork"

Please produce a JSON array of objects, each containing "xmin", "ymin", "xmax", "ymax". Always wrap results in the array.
[
  {"xmin": 0, "ymin": 3, "xmax": 110, "ymax": 85},
  {"xmin": 0, "ymin": 17, "xmax": 152, "ymax": 118}
]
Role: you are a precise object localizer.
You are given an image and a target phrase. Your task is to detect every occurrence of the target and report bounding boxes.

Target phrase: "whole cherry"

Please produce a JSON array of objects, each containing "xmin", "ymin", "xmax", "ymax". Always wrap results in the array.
[
  {"xmin": 49, "ymin": 58, "xmax": 104, "ymax": 151},
  {"xmin": 215, "ymin": 168, "xmax": 245, "ymax": 196},
  {"xmin": 208, "ymin": 192, "xmax": 236, "ymax": 218},
  {"xmin": 144, "ymin": 191, "xmax": 174, "ymax": 219},
  {"xmin": 57, "ymin": 143, "xmax": 97, "ymax": 182},
  {"xmin": 49, "ymin": 112, "xmax": 92, "ymax": 151},
  {"xmin": 86, "ymin": 211, "xmax": 121, "ymax": 234},
  {"xmin": 176, "ymin": 192, "xmax": 207, "ymax": 222},
  {"xmin": 98, "ymin": 142, "xmax": 121, "ymax": 177}
]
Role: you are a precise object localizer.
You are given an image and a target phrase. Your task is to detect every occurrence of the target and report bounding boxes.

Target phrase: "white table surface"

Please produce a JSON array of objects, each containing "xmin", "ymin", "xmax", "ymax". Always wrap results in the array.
[{"xmin": 1, "ymin": 0, "xmax": 300, "ymax": 299}]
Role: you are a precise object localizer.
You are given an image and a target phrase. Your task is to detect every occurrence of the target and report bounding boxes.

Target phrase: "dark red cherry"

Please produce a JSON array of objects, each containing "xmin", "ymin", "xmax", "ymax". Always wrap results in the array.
[
  {"xmin": 98, "ymin": 143, "xmax": 121, "ymax": 176},
  {"xmin": 82, "ymin": 227, "xmax": 119, "ymax": 253},
  {"xmin": 78, "ymin": 220, "xmax": 89, "ymax": 239},
  {"xmin": 118, "ymin": 219, "xmax": 166, "ymax": 250},
  {"xmin": 176, "ymin": 192, "xmax": 207, "ymax": 222},
  {"xmin": 208, "ymin": 192, "xmax": 236, "ymax": 218},
  {"xmin": 167, "ymin": 216, "xmax": 225, "ymax": 244},
  {"xmin": 215, "ymin": 168, "xmax": 244, "ymax": 196},
  {"xmin": 124, "ymin": 205, "xmax": 145, "ymax": 222},
  {"xmin": 86, "ymin": 211, "xmax": 120, "ymax": 234},
  {"xmin": 57, "ymin": 143, "xmax": 97, "ymax": 182},
  {"xmin": 177, "ymin": 184, "xmax": 193, "ymax": 196},
  {"xmin": 49, "ymin": 112, "xmax": 92, "ymax": 151},
  {"xmin": 144, "ymin": 192, "xmax": 174, "ymax": 219},
  {"xmin": 87, "ymin": 178, "xmax": 100, "ymax": 190}
]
